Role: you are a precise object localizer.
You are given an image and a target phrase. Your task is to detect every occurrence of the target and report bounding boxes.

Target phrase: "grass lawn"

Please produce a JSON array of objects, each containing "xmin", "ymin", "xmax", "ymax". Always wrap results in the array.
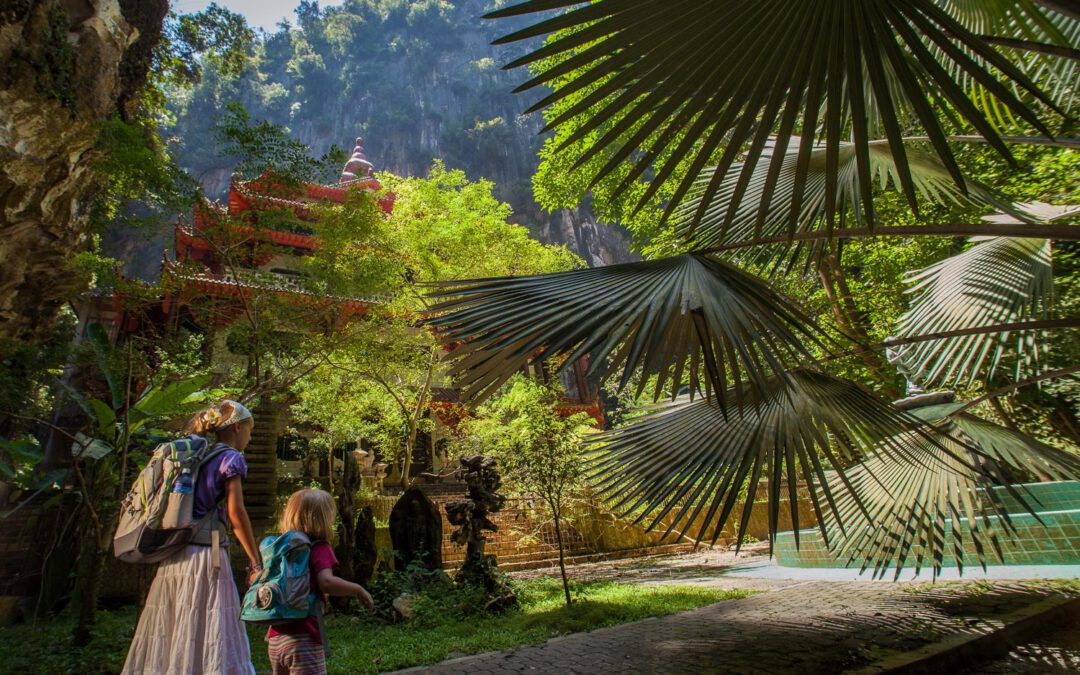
[{"xmin": 0, "ymin": 579, "xmax": 751, "ymax": 674}]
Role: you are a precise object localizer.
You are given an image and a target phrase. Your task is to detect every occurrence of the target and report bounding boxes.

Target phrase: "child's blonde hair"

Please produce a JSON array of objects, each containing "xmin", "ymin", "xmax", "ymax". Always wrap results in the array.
[{"xmin": 279, "ymin": 489, "xmax": 337, "ymax": 542}]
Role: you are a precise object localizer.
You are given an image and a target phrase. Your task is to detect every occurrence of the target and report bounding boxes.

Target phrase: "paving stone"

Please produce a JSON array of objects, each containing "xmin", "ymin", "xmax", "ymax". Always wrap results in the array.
[{"xmin": 393, "ymin": 573, "xmax": 1078, "ymax": 675}]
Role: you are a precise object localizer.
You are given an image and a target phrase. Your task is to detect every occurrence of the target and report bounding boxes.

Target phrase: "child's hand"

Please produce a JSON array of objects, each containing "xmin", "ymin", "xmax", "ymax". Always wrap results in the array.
[{"xmin": 357, "ymin": 587, "xmax": 375, "ymax": 613}]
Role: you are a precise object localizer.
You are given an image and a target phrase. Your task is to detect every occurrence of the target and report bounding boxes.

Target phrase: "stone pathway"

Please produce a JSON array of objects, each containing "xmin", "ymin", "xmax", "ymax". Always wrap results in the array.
[
  {"xmin": 507, "ymin": 543, "xmax": 791, "ymax": 592},
  {"xmin": 964, "ymin": 613, "xmax": 1080, "ymax": 674},
  {"xmin": 395, "ymin": 577, "xmax": 1079, "ymax": 674}
]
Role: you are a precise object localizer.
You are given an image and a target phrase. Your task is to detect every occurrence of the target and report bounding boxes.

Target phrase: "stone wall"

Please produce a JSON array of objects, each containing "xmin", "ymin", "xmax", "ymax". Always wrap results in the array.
[
  {"xmin": 360, "ymin": 487, "xmax": 695, "ymax": 574},
  {"xmin": 660, "ymin": 481, "xmax": 821, "ymax": 546}
]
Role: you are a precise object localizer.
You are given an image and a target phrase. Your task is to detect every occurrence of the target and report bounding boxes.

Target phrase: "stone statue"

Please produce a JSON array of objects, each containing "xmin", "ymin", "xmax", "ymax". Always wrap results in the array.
[
  {"xmin": 445, "ymin": 455, "xmax": 506, "ymax": 591},
  {"xmin": 389, "ymin": 487, "xmax": 442, "ymax": 571},
  {"xmin": 884, "ymin": 337, "xmax": 956, "ymax": 410},
  {"xmin": 352, "ymin": 506, "xmax": 378, "ymax": 587},
  {"xmin": 339, "ymin": 137, "xmax": 376, "ymax": 182},
  {"xmin": 884, "ymin": 337, "xmax": 926, "ymax": 397}
]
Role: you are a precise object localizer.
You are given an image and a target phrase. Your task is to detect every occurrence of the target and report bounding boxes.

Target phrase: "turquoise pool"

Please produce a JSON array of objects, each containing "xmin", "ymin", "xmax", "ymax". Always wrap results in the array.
[{"xmin": 774, "ymin": 481, "xmax": 1080, "ymax": 569}]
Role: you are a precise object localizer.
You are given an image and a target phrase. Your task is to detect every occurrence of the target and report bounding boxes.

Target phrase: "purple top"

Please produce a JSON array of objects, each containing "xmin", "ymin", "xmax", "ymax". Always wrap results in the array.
[{"xmin": 192, "ymin": 440, "xmax": 248, "ymax": 522}]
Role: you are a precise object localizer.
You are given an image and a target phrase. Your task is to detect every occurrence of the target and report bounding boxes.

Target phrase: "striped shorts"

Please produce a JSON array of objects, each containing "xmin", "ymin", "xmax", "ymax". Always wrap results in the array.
[{"xmin": 268, "ymin": 634, "xmax": 327, "ymax": 675}]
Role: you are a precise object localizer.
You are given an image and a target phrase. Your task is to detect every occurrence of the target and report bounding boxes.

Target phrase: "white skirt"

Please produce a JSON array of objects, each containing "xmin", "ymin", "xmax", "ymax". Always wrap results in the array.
[{"xmin": 122, "ymin": 544, "xmax": 256, "ymax": 675}]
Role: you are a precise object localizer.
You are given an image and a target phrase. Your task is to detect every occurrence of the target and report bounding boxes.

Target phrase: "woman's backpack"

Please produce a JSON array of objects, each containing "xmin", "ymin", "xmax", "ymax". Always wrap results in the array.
[
  {"xmin": 112, "ymin": 436, "xmax": 227, "ymax": 563},
  {"xmin": 241, "ymin": 531, "xmax": 315, "ymax": 624}
]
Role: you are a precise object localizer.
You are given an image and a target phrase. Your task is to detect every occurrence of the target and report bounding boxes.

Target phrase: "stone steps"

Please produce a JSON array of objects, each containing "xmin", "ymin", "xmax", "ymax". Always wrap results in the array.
[{"xmin": 445, "ymin": 543, "xmax": 696, "ymax": 572}]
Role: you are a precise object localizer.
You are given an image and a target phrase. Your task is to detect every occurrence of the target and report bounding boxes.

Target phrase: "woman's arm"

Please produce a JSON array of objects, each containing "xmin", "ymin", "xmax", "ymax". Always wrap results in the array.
[
  {"xmin": 315, "ymin": 568, "xmax": 375, "ymax": 611},
  {"xmin": 224, "ymin": 476, "xmax": 260, "ymax": 578}
]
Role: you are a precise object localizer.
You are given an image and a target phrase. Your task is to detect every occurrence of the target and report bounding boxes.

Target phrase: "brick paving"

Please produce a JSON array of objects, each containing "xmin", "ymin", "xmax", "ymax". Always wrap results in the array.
[
  {"xmin": 394, "ymin": 571, "xmax": 1079, "ymax": 674},
  {"xmin": 507, "ymin": 543, "xmax": 792, "ymax": 592},
  {"xmin": 965, "ymin": 614, "xmax": 1080, "ymax": 674}
]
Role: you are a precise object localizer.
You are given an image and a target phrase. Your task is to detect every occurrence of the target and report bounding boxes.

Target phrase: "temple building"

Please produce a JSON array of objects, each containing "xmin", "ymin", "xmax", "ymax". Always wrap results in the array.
[{"xmin": 96, "ymin": 138, "xmax": 601, "ymax": 526}]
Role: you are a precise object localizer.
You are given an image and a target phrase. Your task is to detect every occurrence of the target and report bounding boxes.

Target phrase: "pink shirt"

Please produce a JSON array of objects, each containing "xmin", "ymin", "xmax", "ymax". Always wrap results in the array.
[{"xmin": 267, "ymin": 541, "xmax": 338, "ymax": 644}]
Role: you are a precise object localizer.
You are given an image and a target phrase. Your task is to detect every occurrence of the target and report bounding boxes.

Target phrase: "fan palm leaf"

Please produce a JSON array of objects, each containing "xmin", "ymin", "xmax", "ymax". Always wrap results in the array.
[
  {"xmin": 486, "ymin": 0, "xmax": 1057, "ymax": 232},
  {"xmin": 826, "ymin": 401, "xmax": 1080, "ymax": 578},
  {"xmin": 675, "ymin": 137, "xmax": 1008, "ymax": 259},
  {"xmin": 896, "ymin": 206, "xmax": 1060, "ymax": 387},
  {"xmin": 914, "ymin": 400, "xmax": 1080, "ymax": 479},
  {"xmin": 426, "ymin": 254, "xmax": 828, "ymax": 404},
  {"xmin": 936, "ymin": 0, "xmax": 1080, "ymax": 114},
  {"xmin": 586, "ymin": 369, "xmax": 954, "ymax": 548}
]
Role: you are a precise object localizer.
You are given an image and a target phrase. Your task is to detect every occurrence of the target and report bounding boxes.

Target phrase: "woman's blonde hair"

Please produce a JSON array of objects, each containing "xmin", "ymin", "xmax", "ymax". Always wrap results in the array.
[{"xmin": 279, "ymin": 489, "xmax": 337, "ymax": 542}]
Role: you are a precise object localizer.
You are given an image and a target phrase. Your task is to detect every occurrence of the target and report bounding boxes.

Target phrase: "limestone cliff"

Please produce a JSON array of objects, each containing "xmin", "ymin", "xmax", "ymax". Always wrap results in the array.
[
  {"xmin": 169, "ymin": 0, "xmax": 637, "ymax": 269},
  {"xmin": 0, "ymin": 0, "xmax": 167, "ymax": 342}
]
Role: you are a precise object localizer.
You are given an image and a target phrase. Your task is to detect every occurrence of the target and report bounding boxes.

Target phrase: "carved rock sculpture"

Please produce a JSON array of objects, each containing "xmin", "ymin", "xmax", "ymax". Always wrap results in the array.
[
  {"xmin": 444, "ymin": 455, "xmax": 507, "ymax": 591},
  {"xmin": 389, "ymin": 486, "xmax": 442, "ymax": 571},
  {"xmin": 352, "ymin": 506, "xmax": 378, "ymax": 587}
]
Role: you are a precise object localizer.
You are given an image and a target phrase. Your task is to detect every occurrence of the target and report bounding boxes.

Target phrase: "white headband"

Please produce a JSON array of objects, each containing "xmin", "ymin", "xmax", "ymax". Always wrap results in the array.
[{"xmin": 218, "ymin": 400, "xmax": 253, "ymax": 429}]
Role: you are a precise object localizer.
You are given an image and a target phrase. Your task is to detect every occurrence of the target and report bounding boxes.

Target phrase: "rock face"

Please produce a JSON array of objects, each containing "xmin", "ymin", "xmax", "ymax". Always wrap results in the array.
[
  {"xmin": 0, "ymin": 0, "xmax": 167, "ymax": 342},
  {"xmin": 168, "ymin": 0, "xmax": 638, "ymax": 271}
]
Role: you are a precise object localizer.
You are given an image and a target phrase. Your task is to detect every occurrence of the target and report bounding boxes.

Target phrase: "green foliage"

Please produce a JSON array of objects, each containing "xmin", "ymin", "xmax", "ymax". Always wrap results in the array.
[
  {"xmin": 88, "ymin": 117, "xmax": 197, "ymax": 235},
  {"xmin": 0, "ymin": 311, "xmax": 76, "ymax": 424},
  {"xmin": 0, "ymin": 581, "xmax": 749, "ymax": 674},
  {"xmin": 366, "ymin": 559, "xmax": 475, "ymax": 620},
  {"xmin": 255, "ymin": 578, "xmax": 747, "ymax": 674},
  {"xmin": 460, "ymin": 375, "xmax": 592, "ymax": 503},
  {"xmin": 0, "ymin": 604, "xmax": 136, "ymax": 674},
  {"xmin": 164, "ymin": 4, "xmax": 256, "ymax": 85},
  {"xmin": 212, "ymin": 102, "xmax": 344, "ymax": 185},
  {"xmin": 290, "ymin": 162, "xmax": 581, "ymax": 475},
  {"xmin": 378, "ymin": 162, "xmax": 582, "ymax": 288},
  {"xmin": 166, "ymin": 0, "xmax": 546, "ymax": 219},
  {"xmin": 418, "ymin": 2, "xmax": 1080, "ymax": 580},
  {"xmin": 40, "ymin": 4, "xmax": 74, "ymax": 107},
  {"xmin": 0, "ymin": 437, "xmax": 44, "ymax": 486},
  {"xmin": 68, "ymin": 346, "xmax": 218, "ymax": 461}
]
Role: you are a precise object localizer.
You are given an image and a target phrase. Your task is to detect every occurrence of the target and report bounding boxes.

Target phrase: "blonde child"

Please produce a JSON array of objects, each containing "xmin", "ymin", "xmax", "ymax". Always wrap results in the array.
[{"xmin": 268, "ymin": 489, "xmax": 375, "ymax": 675}]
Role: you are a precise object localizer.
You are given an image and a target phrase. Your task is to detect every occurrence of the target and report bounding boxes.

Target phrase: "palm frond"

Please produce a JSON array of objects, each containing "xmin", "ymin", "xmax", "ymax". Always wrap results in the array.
[
  {"xmin": 827, "ymin": 402, "xmax": 1080, "ymax": 578},
  {"xmin": 426, "ymin": 254, "xmax": 828, "ymax": 403},
  {"xmin": 896, "ymin": 208, "xmax": 1055, "ymax": 387},
  {"xmin": 486, "ymin": 0, "xmax": 1057, "ymax": 232},
  {"xmin": 911, "ymin": 401, "xmax": 1080, "ymax": 480},
  {"xmin": 676, "ymin": 137, "xmax": 1007, "ymax": 258},
  {"xmin": 937, "ymin": 0, "xmax": 1080, "ymax": 113},
  {"xmin": 585, "ymin": 369, "xmax": 942, "ymax": 548}
]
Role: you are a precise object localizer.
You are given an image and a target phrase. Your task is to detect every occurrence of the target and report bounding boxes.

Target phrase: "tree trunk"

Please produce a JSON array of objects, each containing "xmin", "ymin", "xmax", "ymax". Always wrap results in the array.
[
  {"xmin": 72, "ymin": 503, "xmax": 117, "ymax": 646},
  {"xmin": 550, "ymin": 502, "xmax": 571, "ymax": 607},
  {"xmin": 400, "ymin": 438, "xmax": 413, "ymax": 490},
  {"xmin": 988, "ymin": 396, "xmax": 1020, "ymax": 431},
  {"xmin": 73, "ymin": 544, "xmax": 106, "ymax": 646},
  {"xmin": 818, "ymin": 258, "xmax": 900, "ymax": 398}
]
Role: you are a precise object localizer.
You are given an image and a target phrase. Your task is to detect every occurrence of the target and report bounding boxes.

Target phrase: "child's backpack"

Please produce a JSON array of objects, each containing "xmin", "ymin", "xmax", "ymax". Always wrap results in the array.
[
  {"xmin": 112, "ymin": 436, "xmax": 228, "ymax": 563},
  {"xmin": 240, "ymin": 531, "xmax": 315, "ymax": 625}
]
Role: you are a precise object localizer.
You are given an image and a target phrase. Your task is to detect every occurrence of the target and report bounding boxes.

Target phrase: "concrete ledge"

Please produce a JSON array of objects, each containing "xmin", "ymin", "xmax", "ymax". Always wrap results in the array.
[{"xmin": 848, "ymin": 594, "xmax": 1080, "ymax": 674}]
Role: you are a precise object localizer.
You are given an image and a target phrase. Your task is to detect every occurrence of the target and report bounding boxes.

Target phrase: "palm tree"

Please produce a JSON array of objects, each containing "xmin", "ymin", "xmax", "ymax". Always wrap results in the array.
[{"xmin": 427, "ymin": 0, "xmax": 1080, "ymax": 574}]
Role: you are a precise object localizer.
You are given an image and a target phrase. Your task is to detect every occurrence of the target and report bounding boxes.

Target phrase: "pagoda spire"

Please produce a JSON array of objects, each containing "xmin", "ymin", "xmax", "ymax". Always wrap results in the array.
[{"xmin": 340, "ymin": 137, "xmax": 376, "ymax": 182}]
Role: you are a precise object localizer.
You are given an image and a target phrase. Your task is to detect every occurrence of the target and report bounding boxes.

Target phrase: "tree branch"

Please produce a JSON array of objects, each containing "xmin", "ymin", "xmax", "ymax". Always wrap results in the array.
[
  {"xmin": 978, "ymin": 35, "xmax": 1080, "ymax": 60},
  {"xmin": 820, "ymin": 318, "xmax": 1080, "ymax": 365},
  {"xmin": 1035, "ymin": 0, "xmax": 1080, "ymax": 22},
  {"xmin": 946, "ymin": 135, "xmax": 1080, "ymax": 149},
  {"xmin": 704, "ymin": 223, "xmax": 1080, "ymax": 254},
  {"xmin": 952, "ymin": 366, "xmax": 1080, "ymax": 415}
]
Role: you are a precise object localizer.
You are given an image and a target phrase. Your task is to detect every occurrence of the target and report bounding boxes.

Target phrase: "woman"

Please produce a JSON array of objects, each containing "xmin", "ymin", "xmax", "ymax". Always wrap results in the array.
[{"xmin": 122, "ymin": 400, "xmax": 262, "ymax": 675}]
